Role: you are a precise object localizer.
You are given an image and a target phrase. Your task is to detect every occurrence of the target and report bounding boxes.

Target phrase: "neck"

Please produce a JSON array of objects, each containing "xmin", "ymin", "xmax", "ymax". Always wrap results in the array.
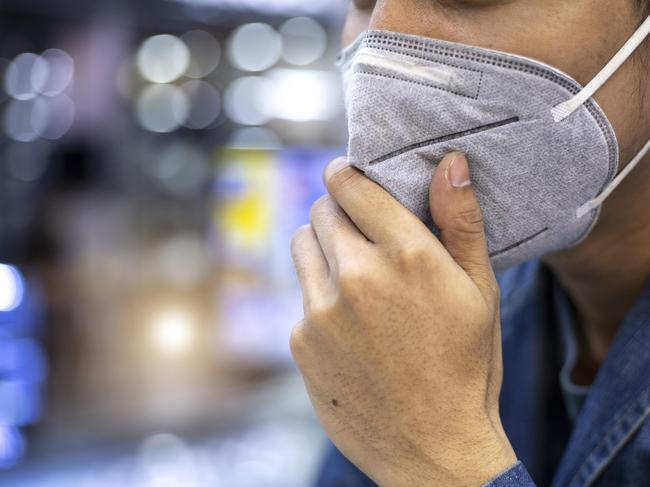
[{"xmin": 543, "ymin": 154, "xmax": 650, "ymax": 385}]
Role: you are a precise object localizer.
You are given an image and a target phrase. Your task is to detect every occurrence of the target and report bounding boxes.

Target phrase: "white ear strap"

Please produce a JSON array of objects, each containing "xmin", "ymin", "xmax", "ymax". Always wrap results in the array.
[
  {"xmin": 552, "ymin": 15, "xmax": 650, "ymax": 123},
  {"xmin": 576, "ymin": 137, "xmax": 650, "ymax": 218},
  {"xmin": 554, "ymin": 15, "xmax": 650, "ymax": 218}
]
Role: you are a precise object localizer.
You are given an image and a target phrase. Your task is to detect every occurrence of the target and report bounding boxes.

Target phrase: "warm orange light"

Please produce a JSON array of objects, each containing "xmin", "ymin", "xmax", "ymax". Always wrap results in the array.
[{"xmin": 150, "ymin": 308, "xmax": 197, "ymax": 357}]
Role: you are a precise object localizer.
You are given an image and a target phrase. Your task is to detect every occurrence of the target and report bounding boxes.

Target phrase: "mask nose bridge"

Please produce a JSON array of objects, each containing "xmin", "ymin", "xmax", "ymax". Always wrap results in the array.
[{"xmin": 348, "ymin": 47, "xmax": 485, "ymax": 100}]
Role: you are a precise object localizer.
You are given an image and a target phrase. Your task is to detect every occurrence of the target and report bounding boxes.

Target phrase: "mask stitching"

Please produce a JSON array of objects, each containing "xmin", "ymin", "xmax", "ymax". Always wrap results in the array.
[
  {"xmin": 358, "ymin": 47, "xmax": 485, "ymax": 76},
  {"xmin": 355, "ymin": 70, "xmax": 481, "ymax": 100},
  {"xmin": 367, "ymin": 116, "xmax": 520, "ymax": 165},
  {"xmin": 488, "ymin": 227, "xmax": 549, "ymax": 258},
  {"xmin": 365, "ymin": 35, "xmax": 582, "ymax": 91},
  {"xmin": 361, "ymin": 34, "xmax": 619, "ymax": 195}
]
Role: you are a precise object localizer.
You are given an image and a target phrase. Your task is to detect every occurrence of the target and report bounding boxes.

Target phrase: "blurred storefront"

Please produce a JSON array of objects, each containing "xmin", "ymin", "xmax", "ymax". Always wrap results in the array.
[{"xmin": 0, "ymin": 0, "xmax": 348, "ymax": 484}]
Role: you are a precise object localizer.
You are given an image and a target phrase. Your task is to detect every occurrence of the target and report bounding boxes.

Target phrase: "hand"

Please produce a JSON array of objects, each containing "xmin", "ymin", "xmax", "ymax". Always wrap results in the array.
[{"xmin": 290, "ymin": 152, "xmax": 517, "ymax": 486}]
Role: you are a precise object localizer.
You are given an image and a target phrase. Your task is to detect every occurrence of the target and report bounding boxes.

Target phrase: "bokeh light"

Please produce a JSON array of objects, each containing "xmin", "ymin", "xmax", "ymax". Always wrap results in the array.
[
  {"xmin": 149, "ymin": 309, "xmax": 197, "ymax": 356},
  {"xmin": 181, "ymin": 30, "xmax": 221, "ymax": 79},
  {"xmin": 280, "ymin": 17, "xmax": 327, "ymax": 66},
  {"xmin": 0, "ymin": 2, "xmax": 345, "ymax": 482},
  {"xmin": 0, "ymin": 264, "xmax": 24, "ymax": 313},
  {"xmin": 181, "ymin": 80, "xmax": 221, "ymax": 129},
  {"xmin": 38, "ymin": 49, "xmax": 74, "ymax": 96},
  {"xmin": 152, "ymin": 142, "xmax": 208, "ymax": 196},
  {"xmin": 3, "ymin": 53, "xmax": 49, "ymax": 101},
  {"xmin": 223, "ymin": 76, "xmax": 270, "ymax": 126},
  {"xmin": 0, "ymin": 426, "xmax": 26, "ymax": 470},
  {"xmin": 137, "ymin": 35, "xmax": 190, "ymax": 83},
  {"xmin": 3, "ymin": 100, "xmax": 39, "ymax": 142},
  {"xmin": 260, "ymin": 69, "xmax": 341, "ymax": 122},
  {"xmin": 136, "ymin": 84, "xmax": 190, "ymax": 133},
  {"xmin": 227, "ymin": 23, "xmax": 282, "ymax": 72},
  {"xmin": 0, "ymin": 339, "xmax": 48, "ymax": 384},
  {"xmin": 228, "ymin": 127, "xmax": 283, "ymax": 149},
  {"xmin": 137, "ymin": 434, "xmax": 199, "ymax": 486},
  {"xmin": 31, "ymin": 94, "xmax": 75, "ymax": 140},
  {"xmin": 0, "ymin": 381, "xmax": 42, "ymax": 426}
]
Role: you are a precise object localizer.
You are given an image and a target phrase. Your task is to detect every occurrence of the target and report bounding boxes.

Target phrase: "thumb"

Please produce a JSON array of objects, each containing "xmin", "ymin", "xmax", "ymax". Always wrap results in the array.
[{"xmin": 429, "ymin": 152, "xmax": 495, "ymax": 290}]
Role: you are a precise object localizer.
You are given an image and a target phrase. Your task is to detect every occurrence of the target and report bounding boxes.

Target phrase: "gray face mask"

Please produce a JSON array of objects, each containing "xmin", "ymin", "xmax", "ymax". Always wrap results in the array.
[{"xmin": 337, "ymin": 18, "xmax": 650, "ymax": 271}]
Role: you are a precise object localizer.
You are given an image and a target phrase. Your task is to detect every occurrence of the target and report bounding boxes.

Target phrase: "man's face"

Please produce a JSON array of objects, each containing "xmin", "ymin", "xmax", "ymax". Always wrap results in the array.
[{"xmin": 343, "ymin": 0, "xmax": 649, "ymax": 171}]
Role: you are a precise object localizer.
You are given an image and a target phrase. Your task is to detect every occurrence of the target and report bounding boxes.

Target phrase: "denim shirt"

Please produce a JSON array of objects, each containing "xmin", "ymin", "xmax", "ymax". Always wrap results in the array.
[{"xmin": 314, "ymin": 262, "xmax": 650, "ymax": 486}]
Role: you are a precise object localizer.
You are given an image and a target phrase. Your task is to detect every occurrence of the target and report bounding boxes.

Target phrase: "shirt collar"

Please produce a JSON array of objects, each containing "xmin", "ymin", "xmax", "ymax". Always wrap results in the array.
[
  {"xmin": 552, "ymin": 282, "xmax": 590, "ymax": 424},
  {"xmin": 552, "ymin": 277, "xmax": 650, "ymax": 487}
]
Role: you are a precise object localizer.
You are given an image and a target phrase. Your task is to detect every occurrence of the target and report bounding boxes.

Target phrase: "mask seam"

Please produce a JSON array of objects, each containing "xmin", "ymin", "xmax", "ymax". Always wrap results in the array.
[
  {"xmin": 488, "ymin": 227, "xmax": 549, "ymax": 258},
  {"xmin": 355, "ymin": 70, "xmax": 481, "ymax": 100},
  {"xmin": 367, "ymin": 116, "xmax": 519, "ymax": 165}
]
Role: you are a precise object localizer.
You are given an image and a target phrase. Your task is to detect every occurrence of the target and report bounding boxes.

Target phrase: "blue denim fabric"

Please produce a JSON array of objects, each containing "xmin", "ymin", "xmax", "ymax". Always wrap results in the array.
[
  {"xmin": 314, "ymin": 262, "xmax": 650, "ymax": 486},
  {"xmin": 484, "ymin": 462, "xmax": 536, "ymax": 486}
]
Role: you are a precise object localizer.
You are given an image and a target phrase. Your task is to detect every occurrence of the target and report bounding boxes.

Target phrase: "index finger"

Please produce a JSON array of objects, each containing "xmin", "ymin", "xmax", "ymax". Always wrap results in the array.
[{"xmin": 323, "ymin": 157, "xmax": 428, "ymax": 244}]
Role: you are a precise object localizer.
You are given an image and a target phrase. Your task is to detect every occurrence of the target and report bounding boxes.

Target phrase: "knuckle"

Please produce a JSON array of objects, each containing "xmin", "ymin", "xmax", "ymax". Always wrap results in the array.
[
  {"xmin": 326, "ymin": 165, "xmax": 359, "ymax": 193},
  {"xmin": 337, "ymin": 267, "xmax": 369, "ymax": 298},
  {"xmin": 310, "ymin": 196, "xmax": 349, "ymax": 232},
  {"xmin": 395, "ymin": 241, "xmax": 435, "ymax": 267},
  {"xmin": 289, "ymin": 323, "xmax": 308, "ymax": 360},
  {"xmin": 453, "ymin": 207, "xmax": 485, "ymax": 236},
  {"xmin": 306, "ymin": 301, "xmax": 335, "ymax": 327},
  {"xmin": 310, "ymin": 195, "xmax": 333, "ymax": 221},
  {"xmin": 290, "ymin": 225, "xmax": 312, "ymax": 254}
]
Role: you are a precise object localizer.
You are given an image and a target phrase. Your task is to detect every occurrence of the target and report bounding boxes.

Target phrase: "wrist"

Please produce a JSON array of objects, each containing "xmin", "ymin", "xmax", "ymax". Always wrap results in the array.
[{"xmin": 381, "ymin": 422, "xmax": 517, "ymax": 487}]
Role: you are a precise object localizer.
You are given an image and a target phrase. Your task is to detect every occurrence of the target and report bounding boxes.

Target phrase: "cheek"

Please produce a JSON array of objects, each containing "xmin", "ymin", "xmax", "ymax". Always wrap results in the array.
[
  {"xmin": 595, "ymin": 60, "xmax": 649, "ymax": 167},
  {"xmin": 341, "ymin": 3, "xmax": 374, "ymax": 48}
]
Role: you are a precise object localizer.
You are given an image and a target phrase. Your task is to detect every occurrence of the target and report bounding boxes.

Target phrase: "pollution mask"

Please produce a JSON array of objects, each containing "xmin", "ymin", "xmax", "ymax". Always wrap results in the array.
[{"xmin": 337, "ymin": 17, "xmax": 650, "ymax": 270}]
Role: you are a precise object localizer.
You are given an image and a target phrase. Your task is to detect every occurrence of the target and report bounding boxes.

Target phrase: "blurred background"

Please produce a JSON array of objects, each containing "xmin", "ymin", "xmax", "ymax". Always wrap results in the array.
[{"xmin": 0, "ymin": 0, "xmax": 349, "ymax": 485}]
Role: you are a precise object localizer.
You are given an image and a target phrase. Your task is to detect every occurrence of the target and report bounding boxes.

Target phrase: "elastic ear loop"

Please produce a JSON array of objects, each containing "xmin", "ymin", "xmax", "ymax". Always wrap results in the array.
[
  {"xmin": 548, "ymin": 16, "xmax": 650, "ymax": 218},
  {"xmin": 576, "ymin": 138, "xmax": 650, "ymax": 218}
]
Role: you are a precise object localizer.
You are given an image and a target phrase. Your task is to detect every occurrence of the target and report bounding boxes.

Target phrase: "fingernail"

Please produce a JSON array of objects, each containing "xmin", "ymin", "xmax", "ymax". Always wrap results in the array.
[{"xmin": 445, "ymin": 153, "xmax": 471, "ymax": 188}]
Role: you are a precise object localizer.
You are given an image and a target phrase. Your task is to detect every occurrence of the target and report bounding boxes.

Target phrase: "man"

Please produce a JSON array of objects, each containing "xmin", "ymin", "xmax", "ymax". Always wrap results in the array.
[{"xmin": 290, "ymin": 1, "xmax": 650, "ymax": 486}]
